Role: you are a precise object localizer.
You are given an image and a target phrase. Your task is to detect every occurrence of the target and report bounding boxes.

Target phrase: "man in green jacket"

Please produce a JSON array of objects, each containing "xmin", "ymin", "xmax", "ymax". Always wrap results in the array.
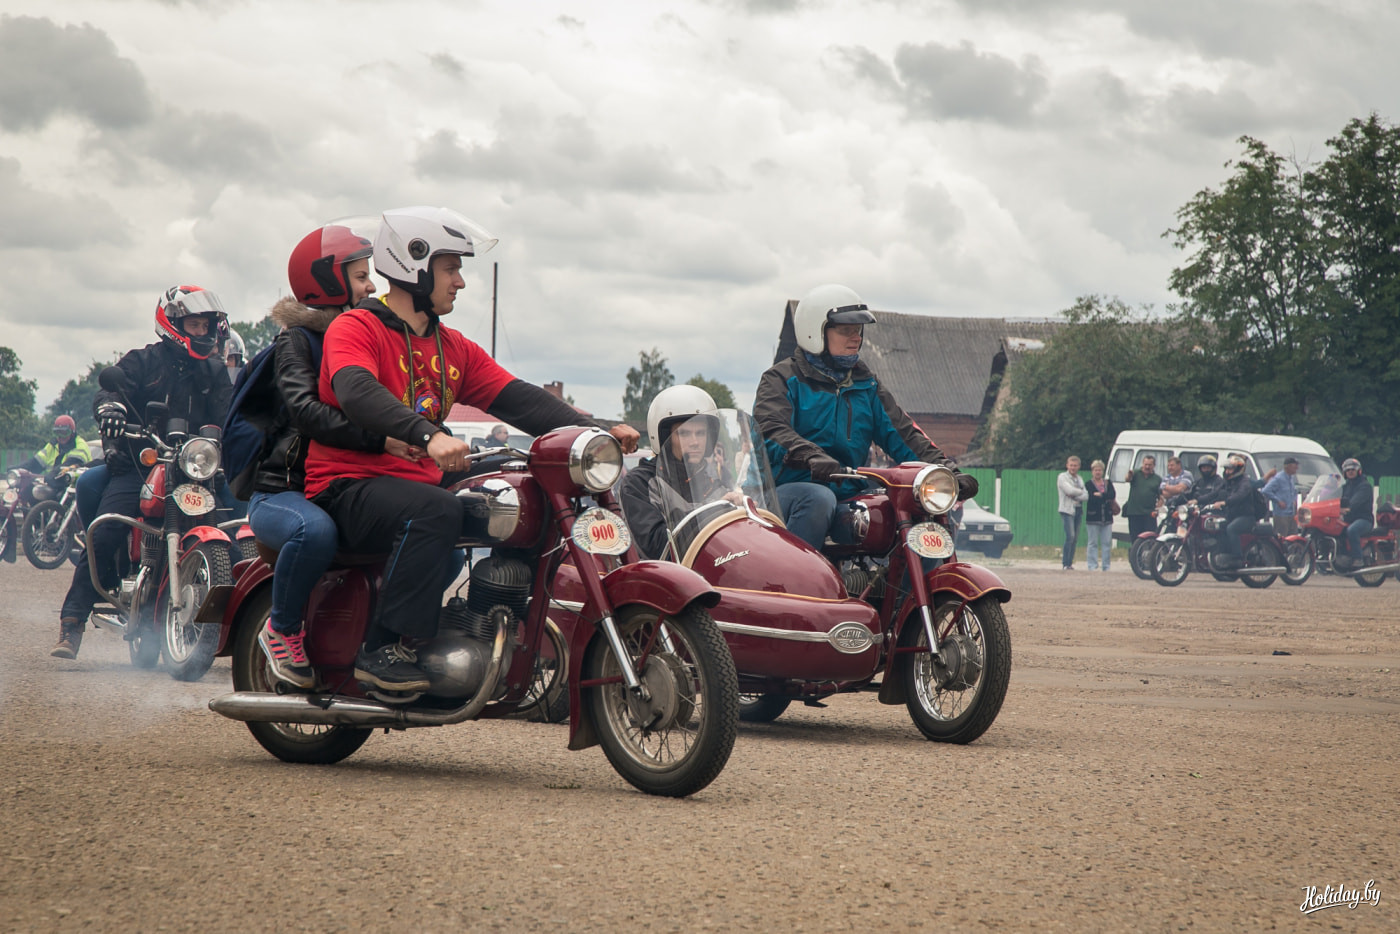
[{"xmin": 1121, "ymin": 455, "xmax": 1162, "ymax": 540}]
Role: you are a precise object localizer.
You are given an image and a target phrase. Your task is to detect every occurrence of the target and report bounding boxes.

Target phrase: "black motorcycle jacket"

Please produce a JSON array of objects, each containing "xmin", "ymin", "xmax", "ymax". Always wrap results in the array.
[
  {"xmin": 253, "ymin": 298, "xmax": 386, "ymax": 495},
  {"xmin": 1219, "ymin": 473, "xmax": 1256, "ymax": 520},
  {"xmin": 97, "ymin": 340, "xmax": 232, "ymax": 476},
  {"xmin": 1341, "ymin": 475, "xmax": 1374, "ymax": 525},
  {"xmin": 1188, "ymin": 473, "xmax": 1225, "ymax": 505}
]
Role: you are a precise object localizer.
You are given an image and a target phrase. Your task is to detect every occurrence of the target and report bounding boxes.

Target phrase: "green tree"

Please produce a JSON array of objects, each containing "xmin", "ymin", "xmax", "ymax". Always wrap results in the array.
[
  {"xmin": 0, "ymin": 346, "xmax": 44, "ymax": 449},
  {"xmin": 985, "ymin": 296, "xmax": 1214, "ymax": 468},
  {"xmin": 622, "ymin": 348, "xmax": 674, "ymax": 424},
  {"xmin": 44, "ymin": 357, "xmax": 118, "ymax": 437},
  {"xmin": 685, "ymin": 374, "xmax": 735, "ymax": 408},
  {"xmin": 233, "ymin": 314, "xmax": 281, "ymax": 357}
]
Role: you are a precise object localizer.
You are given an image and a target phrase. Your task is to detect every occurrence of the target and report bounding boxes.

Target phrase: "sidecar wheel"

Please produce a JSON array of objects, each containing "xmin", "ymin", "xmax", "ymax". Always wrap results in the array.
[
  {"xmin": 161, "ymin": 541, "xmax": 231, "ymax": 681},
  {"xmin": 738, "ymin": 694, "xmax": 791, "ymax": 723},
  {"xmin": 583, "ymin": 604, "xmax": 738, "ymax": 797},
  {"xmin": 231, "ymin": 590, "xmax": 371, "ymax": 764},
  {"xmin": 900, "ymin": 595, "xmax": 1010, "ymax": 744}
]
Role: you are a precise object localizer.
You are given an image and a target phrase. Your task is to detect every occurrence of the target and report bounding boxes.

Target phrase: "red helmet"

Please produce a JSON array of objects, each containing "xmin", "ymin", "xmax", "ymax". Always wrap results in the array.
[
  {"xmin": 53, "ymin": 415, "xmax": 76, "ymax": 442},
  {"xmin": 288, "ymin": 222, "xmax": 375, "ymax": 307},
  {"xmin": 155, "ymin": 285, "xmax": 228, "ymax": 360}
]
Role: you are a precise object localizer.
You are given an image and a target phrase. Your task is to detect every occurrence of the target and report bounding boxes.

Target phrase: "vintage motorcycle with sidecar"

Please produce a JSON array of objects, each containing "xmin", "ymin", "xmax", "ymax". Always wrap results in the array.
[
  {"xmin": 203, "ymin": 426, "xmax": 740, "ymax": 798},
  {"xmin": 556, "ymin": 410, "xmax": 1011, "ymax": 744}
]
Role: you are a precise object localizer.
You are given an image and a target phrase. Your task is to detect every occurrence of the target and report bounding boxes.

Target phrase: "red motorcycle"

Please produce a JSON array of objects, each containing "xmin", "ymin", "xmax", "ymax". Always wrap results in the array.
[
  {"xmin": 0, "ymin": 466, "xmax": 42, "ymax": 562},
  {"xmin": 555, "ymin": 410, "xmax": 1012, "ymax": 744},
  {"xmin": 204, "ymin": 426, "xmax": 740, "ymax": 799},
  {"xmin": 1295, "ymin": 474, "xmax": 1400, "ymax": 586},
  {"xmin": 1150, "ymin": 502, "xmax": 1300, "ymax": 588}
]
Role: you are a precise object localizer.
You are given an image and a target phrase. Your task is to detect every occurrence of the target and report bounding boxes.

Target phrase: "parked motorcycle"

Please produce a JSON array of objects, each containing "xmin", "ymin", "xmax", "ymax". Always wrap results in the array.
[
  {"xmin": 558, "ymin": 410, "xmax": 1011, "ymax": 743},
  {"xmin": 1128, "ymin": 503, "xmax": 1171, "ymax": 580},
  {"xmin": 0, "ymin": 467, "xmax": 42, "ymax": 562},
  {"xmin": 1150, "ymin": 502, "xmax": 1300, "ymax": 588},
  {"xmin": 204, "ymin": 426, "xmax": 739, "ymax": 799},
  {"xmin": 23, "ymin": 463, "xmax": 90, "ymax": 569},
  {"xmin": 1295, "ymin": 474, "xmax": 1400, "ymax": 587},
  {"xmin": 85, "ymin": 367, "xmax": 239, "ymax": 680}
]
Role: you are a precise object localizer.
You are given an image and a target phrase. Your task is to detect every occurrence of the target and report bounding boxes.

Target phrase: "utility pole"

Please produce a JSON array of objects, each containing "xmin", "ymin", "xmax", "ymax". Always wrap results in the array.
[{"xmin": 491, "ymin": 262, "xmax": 498, "ymax": 359}]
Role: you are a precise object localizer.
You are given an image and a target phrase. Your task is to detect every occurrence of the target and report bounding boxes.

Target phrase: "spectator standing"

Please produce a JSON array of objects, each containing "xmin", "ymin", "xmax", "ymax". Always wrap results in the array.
[
  {"xmin": 1122, "ymin": 455, "xmax": 1162, "ymax": 541},
  {"xmin": 1083, "ymin": 459, "xmax": 1117, "ymax": 572},
  {"xmin": 1261, "ymin": 456, "xmax": 1300, "ymax": 535},
  {"xmin": 1057, "ymin": 455, "xmax": 1088, "ymax": 570}
]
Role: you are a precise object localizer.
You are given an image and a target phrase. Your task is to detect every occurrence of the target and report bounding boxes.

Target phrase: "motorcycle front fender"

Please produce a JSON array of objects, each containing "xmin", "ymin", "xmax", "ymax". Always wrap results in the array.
[
  {"xmin": 1156, "ymin": 533, "xmax": 1184, "ymax": 543},
  {"xmin": 178, "ymin": 526, "xmax": 232, "ymax": 552}
]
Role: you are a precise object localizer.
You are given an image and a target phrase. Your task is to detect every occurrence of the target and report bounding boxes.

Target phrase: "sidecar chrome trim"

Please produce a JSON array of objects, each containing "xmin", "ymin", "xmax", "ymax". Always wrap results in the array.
[{"xmin": 715, "ymin": 619, "xmax": 877, "ymax": 654}]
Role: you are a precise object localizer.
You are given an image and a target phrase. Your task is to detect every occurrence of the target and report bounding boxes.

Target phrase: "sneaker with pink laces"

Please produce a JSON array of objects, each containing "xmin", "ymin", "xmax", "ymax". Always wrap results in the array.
[{"xmin": 258, "ymin": 621, "xmax": 315, "ymax": 689}]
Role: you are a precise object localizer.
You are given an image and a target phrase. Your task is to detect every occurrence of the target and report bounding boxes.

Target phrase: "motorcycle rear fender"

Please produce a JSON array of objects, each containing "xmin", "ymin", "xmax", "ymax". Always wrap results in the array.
[
  {"xmin": 879, "ymin": 561, "xmax": 1011, "ymax": 706},
  {"xmin": 1156, "ymin": 533, "xmax": 1184, "ymax": 543},
  {"xmin": 562, "ymin": 560, "xmax": 720, "ymax": 752}
]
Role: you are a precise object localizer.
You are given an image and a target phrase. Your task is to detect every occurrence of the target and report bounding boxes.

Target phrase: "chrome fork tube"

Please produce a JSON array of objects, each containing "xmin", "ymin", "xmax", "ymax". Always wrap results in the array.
[
  {"xmin": 599, "ymin": 614, "xmax": 645, "ymax": 692},
  {"xmin": 166, "ymin": 531, "xmax": 183, "ymax": 612}
]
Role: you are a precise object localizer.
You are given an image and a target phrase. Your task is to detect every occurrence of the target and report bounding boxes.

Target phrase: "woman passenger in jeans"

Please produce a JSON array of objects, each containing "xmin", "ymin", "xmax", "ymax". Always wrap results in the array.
[
  {"xmin": 1083, "ymin": 459, "xmax": 1116, "ymax": 572},
  {"xmin": 1057, "ymin": 455, "xmax": 1088, "ymax": 570}
]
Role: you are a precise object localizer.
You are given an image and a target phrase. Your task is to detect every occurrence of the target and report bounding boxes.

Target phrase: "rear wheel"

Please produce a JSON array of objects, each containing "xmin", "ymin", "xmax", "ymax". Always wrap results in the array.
[
  {"xmin": 1150, "ymin": 540, "xmax": 1189, "ymax": 586},
  {"xmin": 22, "ymin": 501, "xmax": 72, "ymax": 569},
  {"xmin": 1354, "ymin": 545, "xmax": 1387, "ymax": 587},
  {"xmin": 1282, "ymin": 539, "xmax": 1314, "ymax": 586},
  {"xmin": 512, "ymin": 618, "xmax": 570, "ymax": 723},
  {"xmin": 232, "ymin": 589, "xmax": 372, "ymax": 764},
  {"xmin": 1239, "ymin": 540, "xmax": 1281, "ymax": 589},
  {"xmin": 738, "ymin": 694, "xmax": 791, "ymax": 723},
  {"xmin": 900, "ymin": 595, "xmax": 1011, "ymax": 744},
  {"xmin": 584, "ymin": 604, "xmax": 738, "ymax": 797},
  {"xmin": 161, "ymin": 541, "xmax": 231, "ymax": 681}
]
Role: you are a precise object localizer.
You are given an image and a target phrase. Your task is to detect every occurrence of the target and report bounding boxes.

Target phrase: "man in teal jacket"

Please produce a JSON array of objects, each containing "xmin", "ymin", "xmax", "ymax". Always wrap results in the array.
[{"xmin": 753, "ymin": 284, "xmax": 973, "ymax": 550}]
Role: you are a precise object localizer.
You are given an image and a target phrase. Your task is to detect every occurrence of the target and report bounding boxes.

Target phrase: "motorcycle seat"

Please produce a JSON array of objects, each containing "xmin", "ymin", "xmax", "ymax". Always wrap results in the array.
[{"xmin": 253, "ymin": 540, "xmax": 382, "ymax": 569}]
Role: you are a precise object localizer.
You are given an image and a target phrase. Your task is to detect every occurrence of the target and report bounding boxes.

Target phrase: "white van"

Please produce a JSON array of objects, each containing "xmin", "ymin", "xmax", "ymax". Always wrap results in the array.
[{"xmin": 1106, "ymin": 430, "xmax": 1338, "ymax": 540}]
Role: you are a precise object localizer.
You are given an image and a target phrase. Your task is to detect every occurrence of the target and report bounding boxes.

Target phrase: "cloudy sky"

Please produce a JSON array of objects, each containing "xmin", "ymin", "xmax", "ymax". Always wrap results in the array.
[{"xmin": 2, "ymin": 0, "xmax": 1398, "ymax": 419}]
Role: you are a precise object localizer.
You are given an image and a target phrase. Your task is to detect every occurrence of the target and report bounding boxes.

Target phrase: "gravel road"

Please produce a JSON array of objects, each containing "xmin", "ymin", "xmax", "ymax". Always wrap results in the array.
[{"xmin": 1, "ymin": 557, "xmax": 1395, "ymax": 932}]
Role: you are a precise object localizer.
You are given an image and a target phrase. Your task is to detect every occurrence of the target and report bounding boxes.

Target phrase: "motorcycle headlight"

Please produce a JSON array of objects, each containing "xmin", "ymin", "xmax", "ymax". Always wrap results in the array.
[
  {"xmin": 178, "ymin": 437, "xmax": 221, "ymax": 482},
  {"xmin": 1295, "ymin": 507, "xmax": 1310, "ymax": 525},
  {"xmin": 5, "ymin": 469, "xmax": 18, "ymax": 487},
  {"xmin": 914, "ymin": 464, "xmax": 958, "ymax": 515},
  {"xmin": 1176, "ymin": 504, "xmax": 1189, "ymax": 521},
  {"xmin": 569, "ymin": 430, "xmax": 623, "ymax": 493}
]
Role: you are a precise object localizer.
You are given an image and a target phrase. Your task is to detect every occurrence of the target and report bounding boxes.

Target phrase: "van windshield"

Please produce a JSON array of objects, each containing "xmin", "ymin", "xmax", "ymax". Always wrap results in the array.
[{"xmin": 1254, "ymin": 453, "xmax": 1338, "ymax": 490}]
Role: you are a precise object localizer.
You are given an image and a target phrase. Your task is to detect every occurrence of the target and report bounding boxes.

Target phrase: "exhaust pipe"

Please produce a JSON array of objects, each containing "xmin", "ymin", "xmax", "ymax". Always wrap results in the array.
[
  {"xmin": 1340, "ymin": 562, "xmax": 1400, "ymax": 576},
  {"xmin": 210, "ymin": 624, "xmax": 508, "ymax": 728},
  {"xmin": 1237, "ymin": 566, "xmax": 1290, "ymax": 575}
]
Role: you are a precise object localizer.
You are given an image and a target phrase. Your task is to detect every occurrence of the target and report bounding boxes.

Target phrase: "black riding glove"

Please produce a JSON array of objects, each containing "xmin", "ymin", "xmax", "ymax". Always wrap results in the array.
[
  {"xmin": 956, "ymin": 472, "xmax": 979, "ymax": 501},
  {"xmin": 807, "ymin": 452, "xmax": 842, "ymax": 484},
  {"xmin": 97, "ymin": 403, "xmax": 129, "ymax": 440}
]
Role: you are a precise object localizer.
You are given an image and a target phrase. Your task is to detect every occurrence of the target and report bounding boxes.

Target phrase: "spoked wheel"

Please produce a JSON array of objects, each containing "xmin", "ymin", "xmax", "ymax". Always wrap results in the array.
[
  {"xmin": 512, "ymin": 617, "xmax": 570, "ymax": 723},
  {"xmin": 1150, "ymin": 540, "xmax": 1189, "ymax": 586},
  {"xmin": 1282, "ymin": 539, "xmax": 1315, "ymax": 586},
  {"xmin": 1354, "ymin": 545, "xmax": 1388, "ymax": 587},
  {"xmin": 128, "ymin": 625, "xmax": 162, "ymax": 668},
  {"xmin": 22, "ymin": 501, "xmax": 73, "ymax": 569},
  {"xmin": 583, "ymin": 604, "xmax": 738, "ymax": 797},
  {"xmin": 160, "ymin": 541, "xmax": 231, "ymax": 681},
  {"xmin": 738, "ymin": 694, "xmax": 791, "ymax": 723},
  {"xmin": 231, "ymin": 590, "xmax": 372, "ymax": 764},
  {"xmin": 1128, "ymin": 537, "xmax": 1156, "ymax": 580},
  {"xmin": 1239, "ymin": 540, "xmax": 1281, "ymax": 589},
  {"xmin": 900, "ymin": 595, "xmax": 1011, "ymax": 744}
]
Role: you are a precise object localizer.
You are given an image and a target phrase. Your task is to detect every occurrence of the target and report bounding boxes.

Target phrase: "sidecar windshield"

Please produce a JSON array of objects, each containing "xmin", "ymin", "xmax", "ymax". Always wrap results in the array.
[
  {"xmin": 1304, "ymin": 473, "xmax": 1342, "ymax": 503},
  {"xmin": 649, "ymin": 409, "xmax": 780, "ymax": 560}
]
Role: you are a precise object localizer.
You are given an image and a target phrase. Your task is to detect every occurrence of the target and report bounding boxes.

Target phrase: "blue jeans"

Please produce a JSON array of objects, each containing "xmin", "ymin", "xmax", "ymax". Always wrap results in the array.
[
  {"xmin": 776, "ymin": 482, "xmax": 838, "ymax": 551},
  {"xmin": 248, "ymin": 491, "xmax": 339, "ymax": 634},
  {"xmin": 1060, "ymin": 508, "xmax": 1081, "ymax": 568},
  {"xmin": 1225, "ymin": 516, "xmax": 1254, "ymax": 556},
  {"xmin": 1346, "ymin": 519, "xmax": 1373, "ymax": 558},
  {"xmin": 77, "ymin": 463, "xmax": 109, "ymax": 527},
  {"xmin": 1085, "ymin": 521, "xmax": 1112, "ymax": 570}
]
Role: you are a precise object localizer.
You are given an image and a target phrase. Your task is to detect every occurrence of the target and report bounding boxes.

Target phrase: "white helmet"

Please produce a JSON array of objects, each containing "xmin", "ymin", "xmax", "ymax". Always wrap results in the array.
[
  {"xmin": 223, "ymin": 327, "xmax": 245, "ymax": 366},
  {"xmin": 646, "ymin": 385, "xmax": 720, "ymax": 456},
  {"xmin": 373, "ymin": 206, "xmax": 498, "ymax": 298},
  {"xmin": 793, "ymin": 284, "xmax": 875, "ymax": 355}
]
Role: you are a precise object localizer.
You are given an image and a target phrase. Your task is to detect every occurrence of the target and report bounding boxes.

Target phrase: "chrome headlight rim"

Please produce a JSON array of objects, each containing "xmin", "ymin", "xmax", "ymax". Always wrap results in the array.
[
  {"xmin": 178, "ymin": 437, "xmax": 221, "ymax": 482},
  {"xmin": 568, "ymin": 430, "xmax": 623, "ymax": 494},
  {"xmin": 5, "ymin": 469, "xmax": 19, "ymax": 487},
  {"xmin": 914, "ymin": 464, "xmax": 958, "ymax": 515}
]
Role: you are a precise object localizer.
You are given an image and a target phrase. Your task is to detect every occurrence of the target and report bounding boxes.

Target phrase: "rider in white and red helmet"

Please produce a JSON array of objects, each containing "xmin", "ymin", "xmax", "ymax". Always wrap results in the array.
[{"xmin": 155, "ymin": 285, "xmax": 229, "ymax": 361}]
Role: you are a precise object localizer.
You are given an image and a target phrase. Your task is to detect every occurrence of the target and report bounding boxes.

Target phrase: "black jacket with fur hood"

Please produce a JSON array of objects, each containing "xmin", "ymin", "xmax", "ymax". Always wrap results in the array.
[{"xmin": 252, "ymin": 298, "xmax": 385, "ymax": 495}]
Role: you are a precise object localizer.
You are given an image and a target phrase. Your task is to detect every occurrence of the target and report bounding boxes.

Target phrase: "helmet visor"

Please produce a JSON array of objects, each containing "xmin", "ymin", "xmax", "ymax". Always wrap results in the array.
[
  {"xmin": 167, "ymin": 289, "xmax": 226, "ymax": 318},
  {"xmin": 826, "ymin": 304, "xmax": 875, "ymax": 326},
  {"xmin": 322, "ymin": 215, "xmax": 379, "ymax": 262}
]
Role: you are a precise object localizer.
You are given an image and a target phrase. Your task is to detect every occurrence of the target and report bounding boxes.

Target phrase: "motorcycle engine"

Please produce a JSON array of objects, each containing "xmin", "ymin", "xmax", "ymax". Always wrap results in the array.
[{"xmin": 417, "ymin": 555, "xmax": 533, "ymax": 699}]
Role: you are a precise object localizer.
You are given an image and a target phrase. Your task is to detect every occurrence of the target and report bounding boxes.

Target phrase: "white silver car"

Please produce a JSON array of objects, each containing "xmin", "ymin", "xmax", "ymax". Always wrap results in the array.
[{"xmin": 955, "ymin": 498, "xmax": 1013, "ymax": 559}]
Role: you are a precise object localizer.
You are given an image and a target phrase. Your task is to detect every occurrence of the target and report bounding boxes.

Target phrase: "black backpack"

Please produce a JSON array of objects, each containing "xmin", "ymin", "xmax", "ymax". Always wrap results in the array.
[
  {"xmin": 1252, "ymin": 486, "xmax": 1271, "ymax": 520},
  {"xmin": 221, "ymin": 328, "xmax": 323, "ymax": 499}
]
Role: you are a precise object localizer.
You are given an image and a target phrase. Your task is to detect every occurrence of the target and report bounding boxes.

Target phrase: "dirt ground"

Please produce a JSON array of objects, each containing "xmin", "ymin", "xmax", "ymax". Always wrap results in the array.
[{"xmin": 0, "ymin": 556, "xmax": 1395, "ymax": 932}]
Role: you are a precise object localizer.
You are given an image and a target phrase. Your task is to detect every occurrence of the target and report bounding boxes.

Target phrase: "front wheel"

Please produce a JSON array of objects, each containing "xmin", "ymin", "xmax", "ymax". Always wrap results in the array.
[
  {"xmin": 900, "ymin": 595, "xmax": 1011, "ymax": 744},
  {"xmin": 584, "ymin": 604, "xmax": 738, "ymax": 797},
  {"xmin": 738, "ymin": 694, "xmax": 791, "ymax": 723},
  {"xmin": 160, "ymin": 541, "xmax": 231, "ymax": 681},
  {"xmin": 1128, "ymin": 537, "xmax": 1156, "ymax": 580},
  {"xmin": 1282, "ymin": 540, "xmax": 1314, "ymax": 586},
  {"xmin": 232, "ymin": 589, "xmax": 372, "ymax": 764},
  {"xmin": 23, "ymin": 501, "xmax": 74, "ymax": 569},
  {"xmin": 1151, "ymin": 540, "xmax": 1189, "ymax": 586}
]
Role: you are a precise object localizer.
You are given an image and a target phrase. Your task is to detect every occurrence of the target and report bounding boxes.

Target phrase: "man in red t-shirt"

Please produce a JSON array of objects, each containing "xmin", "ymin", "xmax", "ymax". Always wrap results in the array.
[{"xmin": 306, "ymin": 206, "xmax": 639, "ymax": 692}]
